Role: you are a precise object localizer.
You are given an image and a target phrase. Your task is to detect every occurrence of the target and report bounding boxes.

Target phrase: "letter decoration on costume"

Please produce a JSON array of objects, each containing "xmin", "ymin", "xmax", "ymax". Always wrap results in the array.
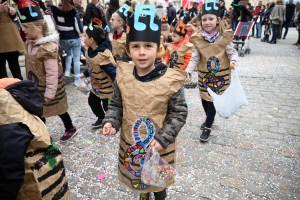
[
  {"xmin": 86, "ymin": 60, "xmax": 101, "ymax": 94},
  {"xmin": 27, "ymin": 2, "xmax": 38, "ymax": 17},
  {"xmin": 162, "ymin": 15, "xmax": 168, "ymax": 24},
  {"xmin": 27, "ymin": 71, "xmax": 39, "ymax": 86},
  {"xmin": 202, "ymin": 56, "xmax": 225, "ymax": 92},
  {"xmin": 173, "ymin": 21, "xmax": 187, "ymax": 37},
  {"xmin": 169, "ymin": 51, "xmax": 178, "ymax": 68},
  {"xmin": 202, "ymin": 1, "xmax": 220, "ymax": 17},
  {"xmin": 123, "ymin": 116, "xmax": 156, "ymax": 189},
  {"xmin": 126, "ymin": 5, "xmax": 161, "ymax": 46},
  {"xmin": 14, "ymin": 6, "xmax": 26, "ymax": 20},
  {"xmin": 205, "ymin": 0, "xmax": 218, "ymax": 11}
]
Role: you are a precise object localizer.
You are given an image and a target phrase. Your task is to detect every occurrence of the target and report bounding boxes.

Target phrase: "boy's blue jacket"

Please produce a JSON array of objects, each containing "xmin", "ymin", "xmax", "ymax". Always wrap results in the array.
[{"xmin": 83, "ymin": 36, "xmax": 116, "ymax": 80}]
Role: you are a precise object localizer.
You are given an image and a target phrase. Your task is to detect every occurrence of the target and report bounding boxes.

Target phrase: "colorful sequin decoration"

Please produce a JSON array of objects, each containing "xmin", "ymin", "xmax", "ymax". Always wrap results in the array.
[
  {"xmin": 202, "ymin": 56, "xmax": 225, "ymax": 92},
  {"xmin": 170, "ymin": 51, "xmax": 178, "ymax": 68},
  {"xmin": 123, "ymin": 116, "xmax": 156, "ymax": 189}
]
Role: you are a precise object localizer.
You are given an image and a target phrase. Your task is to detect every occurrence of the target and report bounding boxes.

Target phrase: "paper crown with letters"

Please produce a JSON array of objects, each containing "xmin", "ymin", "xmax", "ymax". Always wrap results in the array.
[
  {"xmin": 173, "ymin": 21, "xmax": 187, "ymax": 37},
  {"xmin": 126, "ymin": 4, "xmax": 161, "ymax": 45},
  {"xmin": 86, "ymin": 23, "xmax": 105, "ymax": 44},
  {"xmin": 15, "ymin": 0, "xmax": 44, "ymax": 23},
  {"xmin": 161, "ymin": 14, "xmax": 168, "ymax": 24},
  {"xmin": 116, "ymin": 3, "xmax": 130, "ymax": 22},
  {"xmin": 202, "ymin": 0, "xmax": 220, "ymax": 17}
]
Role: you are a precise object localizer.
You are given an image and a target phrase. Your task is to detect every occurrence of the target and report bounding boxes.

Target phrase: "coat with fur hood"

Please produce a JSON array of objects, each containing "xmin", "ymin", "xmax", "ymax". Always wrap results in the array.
[
  {"xmin": 25, "ymin": 30, "xmax": 69, "ymax": 117},
  {"xmin": 270, "ymin": 2, "xmax": 285, "ymax": 24}
]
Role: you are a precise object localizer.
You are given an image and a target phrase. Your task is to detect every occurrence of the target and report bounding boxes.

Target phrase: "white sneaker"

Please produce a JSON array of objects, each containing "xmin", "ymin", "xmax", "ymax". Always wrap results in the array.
[
  {"xmin": 80, "ymin": 62, "xmax": 83, "ymax": 66},
  {"xmin": 64, "ymin": 71, "xmax": 70, "ymax": 77},
  {"xmin": 80, "ymin": 55, "xmax": 86, "ymax": 60}
]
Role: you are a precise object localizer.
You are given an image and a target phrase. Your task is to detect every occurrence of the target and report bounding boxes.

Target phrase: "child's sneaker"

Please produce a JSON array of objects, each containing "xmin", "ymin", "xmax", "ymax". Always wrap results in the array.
[
  {"xmin": 60, "ymin": 127, "xmax": 78, "ymax": 142},
  {"xmin": 91, "ymin": 118, "xmax": 103, "ymax": 129},
  {"xmin": 200, "ymin": 128, "xmax": 211, "ymax": 142},
  {"xmin": 140, "ymin": 193, "xmax": 150, "ymax": 200}
]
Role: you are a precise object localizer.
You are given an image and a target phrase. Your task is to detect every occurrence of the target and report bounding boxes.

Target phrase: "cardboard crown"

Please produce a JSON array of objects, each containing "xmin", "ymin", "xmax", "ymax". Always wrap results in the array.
[
  {"xmin": 161, "ymin": 14, "xmax": 168, "ymax": 24},
  {"xmin": 16, "ymin": 0, "xmax": 43, "ymax": 23},
  {"xmin": 173, "ymin": 21, "xmax": 187, "ymax": 37},
  {"xmin": 126, "ymin": 5, "xmax": 161, "ymax": 45},
  {"xmin": 116, "ymin": 3, "xmax": 131, "ymax": 22},
  {"xmin": 202, "ymin": 0, "xmax": 220, "ymax": 17}
]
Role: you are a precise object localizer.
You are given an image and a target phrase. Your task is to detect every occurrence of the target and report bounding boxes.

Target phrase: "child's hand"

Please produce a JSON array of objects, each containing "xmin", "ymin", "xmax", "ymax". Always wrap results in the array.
[
  {"xmin": 44, "ymin": 97, "xmax": 51, "ymax": 103},
  {"xmin": 80, "ymin": 73, "xmax": 85, "ymax": 78},
  {"xmin": 149, "ymin": 139, "xmax": 163, "ymax": 151},
  {"xmin": 102, "ymin": 123, "xmax": 116, "ymax": 135},
  {"xmin": 230, "ymin": 61, "xmax": 237, "ymax": 69}
]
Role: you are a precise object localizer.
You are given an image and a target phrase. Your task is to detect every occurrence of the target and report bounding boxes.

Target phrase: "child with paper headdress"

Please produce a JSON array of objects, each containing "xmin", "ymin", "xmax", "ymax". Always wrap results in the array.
[
  {"xmin": 185, "ymin": 1, "xmax": 238, "ymax": 142},
  {"xmin": 16, "ymin": 0, "xmax": 78, "ymax": 142},
  {"xmin": 109, "ymin": 4, "xmax": 131, "ymax": 61},
  {"xmin": 0, "ymin": 78, "xmax": 70, "ymax": 200},
  {"xmin": 163, "ymin": 19, "xmax": 193, "ymax": 71},
  {"xmin": 101, "ymin": 4, "xmax": 188, "ymax": 200},
  {"xmin": 80, "ymin": 24, "xmax": 116, "ymax": 128}
]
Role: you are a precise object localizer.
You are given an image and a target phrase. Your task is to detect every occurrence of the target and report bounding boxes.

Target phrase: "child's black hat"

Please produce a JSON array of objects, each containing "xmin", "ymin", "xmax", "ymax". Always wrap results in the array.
[
  {"xmin": 116, "ymin": 3, "xmax": 131, "ymax": 22},
  {"xmin": 16, "ymin": 1, "xmax": 44, "ymax": 23},
  {"xmin": 202, "ymin": 1, "xmax": 220, "ymax": 17},
  {"xmin": 86, "ymin": 23, "xmax": 104, "ymax": 44},
  {"xmin": 126, "ymin": 4, "xmax": 161, "ymax": 46},
  {"xmin": 173, "ymin": 21, "xmax": 187, "ymax": 37}
]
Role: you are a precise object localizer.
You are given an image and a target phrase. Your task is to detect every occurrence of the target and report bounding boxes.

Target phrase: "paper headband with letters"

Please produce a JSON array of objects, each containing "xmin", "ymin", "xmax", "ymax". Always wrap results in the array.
[
  {"xmin": 15, "ymin": 0, "xmax": 44, "ymax": 23},
  {"xmin": 173, "ymin": 21, "xmax": 187, "ymax": 37},
  {"xmin": 126, "ymin": 5, "xmax": 161, "ymax": 45},
  {"xmin": 86, "ymin": 22, "xmax": 105, "ymax": 44},
  {"xmin": 116, "ymin": 4, "xmax": 130, "ymax": 22},
  {"xmin": 161, "ymin": 15, "xmax": 168, "ymax": 24},
  {"xmin": 202, "ymin": 0, "xmax": 220, "ymax": 17}
]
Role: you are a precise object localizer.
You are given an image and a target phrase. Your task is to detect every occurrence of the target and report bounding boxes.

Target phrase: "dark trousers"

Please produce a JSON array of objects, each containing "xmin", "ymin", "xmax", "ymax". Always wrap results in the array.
[
  {"xmin": 88, "ymin": 92, "xmax": 108, "ymax": 119},
  {"xmin": 0, "ymin": 51, "xmax": 23, "ymax": 80},
  {"xmin": 281, "ymin": 20, "xmax": 291, "ymax": 38},
  {"xmin": 297, "ymin": 28, "xmax": 300, "ymax": 44},
  {"xmin": 40, "ymin": 112, "xmax": 73, "ymax": 130},
  {"xmin": 201, "ymin": 99, "xmax": 216, "ymax": 128},
  {"xmin": 154, "ymin": 189, "xmax": 167, "ymax": 199},
  {"xmin": 271, "ymin": 24, "xmax": 279, "ymax": 42}
]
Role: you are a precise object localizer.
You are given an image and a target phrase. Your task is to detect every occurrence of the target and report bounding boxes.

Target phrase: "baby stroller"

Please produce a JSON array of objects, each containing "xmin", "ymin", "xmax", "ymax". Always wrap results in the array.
[{"xmin": 233, "ymin": 21, "xmax": 254, "ymax": 57}]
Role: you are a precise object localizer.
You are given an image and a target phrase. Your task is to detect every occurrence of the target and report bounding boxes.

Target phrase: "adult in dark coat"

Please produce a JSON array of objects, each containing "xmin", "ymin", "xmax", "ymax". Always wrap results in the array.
[
  {"xmin": 167, "ymin": 1, "xmax": 176, "ymax": 25},
  {"xmin": 84, "ymin": 0, "xmax": 107, "ymax": 32},
  {"xmin": 281, "ymin": 0, "xmax": 296, "ymax": 39},
  {"xmin": 231, "ymin": 0, "xmax": 253, "ymax": 31}
]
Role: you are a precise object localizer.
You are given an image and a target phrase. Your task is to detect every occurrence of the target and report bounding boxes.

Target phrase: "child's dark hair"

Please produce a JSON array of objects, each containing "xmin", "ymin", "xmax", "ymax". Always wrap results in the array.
[
  {"xmin": 89, "ymin": 25, "xmax": 105, "ymax": 44},
  {"xmin": 126, "ymin": 42, "xmax": 160, "ymax": 53}
]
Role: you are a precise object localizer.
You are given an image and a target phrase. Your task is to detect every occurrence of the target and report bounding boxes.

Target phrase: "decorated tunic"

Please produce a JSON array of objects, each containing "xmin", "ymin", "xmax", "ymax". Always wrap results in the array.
[
  {"xmin": 116, "ymin": 62, "xmax": 186, "ymax": 193},
  {"xmin": 166, "ymin": 42, "xmax": 193, "ymax": 70},
  {"xmin": 85, "ymin": 49, "xmax": 116, "ymax": 99},
  {"xmin": 0, "ymin": 89, "xmax": 70, "ymax": 200},
  {"xmin": 191, "ymin": 30, "xmax": 233, "ymax": 101},
  {"xmin": 109, "ymin": 32, "xmax": 127, "ymax": 60},
  {"xmin": 25, "ymin": 42, "xmax": 68, "ymax": 118}
]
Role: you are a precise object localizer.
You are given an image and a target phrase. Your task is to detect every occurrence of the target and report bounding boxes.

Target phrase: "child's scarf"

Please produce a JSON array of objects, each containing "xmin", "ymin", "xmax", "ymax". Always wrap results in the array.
[{"xmin": 201, "ymin": 30, "xmax": 219, "ymax": 43}]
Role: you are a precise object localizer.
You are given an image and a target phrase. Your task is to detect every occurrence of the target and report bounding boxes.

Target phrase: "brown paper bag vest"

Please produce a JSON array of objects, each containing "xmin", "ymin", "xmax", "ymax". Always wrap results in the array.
[
  {"xmin": 0, "ymin": 90, "xmax": 70, "ymax": 200},
  {"xmin": 25, "ymin": 42, "xmax": 68, "ymax": 118},
  {"xmin": 116, "ymin": 62, "xmax": 186, "ymax": 192},
  {"xmin": 166, "ymin": 42, "xmax": 193, "ymax": 69},
  {"xmin": 191, "ymin": 30, "xmax": 233, "ymax": 102},
  {"xmin": 86, "ymin": 49, "xmax": 116, "ymax": 99}
]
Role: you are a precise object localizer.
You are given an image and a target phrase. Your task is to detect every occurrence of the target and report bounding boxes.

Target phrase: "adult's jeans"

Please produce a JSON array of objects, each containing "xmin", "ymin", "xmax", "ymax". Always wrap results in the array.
[
  {"xmin": 281, "ymin": 20, "xmax": 291, "ymax": 38},
  {"xmin": 61, "ymin": 38, "xmax": 81, "ymax": 77},
  {"xmin": 231, "ymin": 20, "xmax": 238, "ymax": 31},
  {"xmin": 256, "ymin": 21, "xmax": 262, "ymax": 37},
  {"xmin": 271, "ymin": 23, "xmax": 279, "ymax": 42}
]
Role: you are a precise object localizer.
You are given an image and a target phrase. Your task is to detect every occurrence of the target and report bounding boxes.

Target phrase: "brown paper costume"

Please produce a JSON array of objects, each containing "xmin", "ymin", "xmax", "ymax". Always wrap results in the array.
[
  {"xmin": 0, "ymin": 90, "xmax": 70, "ymax": 200},
  {"xmin": 109, "ymin": 32, "xmax": 127, "ymax": 60},
  {"xmin": 161, "ymin": 30, "xmax": 172, "ymax": 42},
  {"xmin": 116, "ymin": 62, "xmax": 186, "ymax": 193},
  {"xmin": 85, "ymin": 49, "xmax": 116, "ymax": 99},
  {"xmin": 25, "ymin": 43, "xmax": 68, "ymax": 118},
  {"xmin": 166, "ymin": 42, "xmax": 193, "ymax": 69},
  {"xmin": 191, "ymin": 30, "xmax": 233, "ymax": 102}
]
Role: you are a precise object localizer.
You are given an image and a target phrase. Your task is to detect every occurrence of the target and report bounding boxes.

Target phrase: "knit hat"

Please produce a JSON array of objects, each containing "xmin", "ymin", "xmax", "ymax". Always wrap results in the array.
[
  {"xmin": 202, "ymin": 1, "xmax": 220, "ymax": 17},
  {"xmin": 126, "ymin": 4, "xmax": 161, "ymax": 46},
  {"xmin": 15, "ymin": 0, "xmax": 44, "ymax": 23}
]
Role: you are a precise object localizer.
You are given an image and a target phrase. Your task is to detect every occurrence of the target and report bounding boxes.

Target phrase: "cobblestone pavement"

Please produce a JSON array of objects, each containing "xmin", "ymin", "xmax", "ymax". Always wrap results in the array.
[{"xmin": 9, "ymin": 29, "xmax": 300, "ymax": 199}]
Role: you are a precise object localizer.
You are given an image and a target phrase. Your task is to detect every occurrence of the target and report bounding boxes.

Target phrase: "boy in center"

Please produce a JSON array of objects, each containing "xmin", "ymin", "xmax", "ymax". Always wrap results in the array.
[{"xmin": 101, "ymin": 4, "xmax": 188, "ymax": 200}]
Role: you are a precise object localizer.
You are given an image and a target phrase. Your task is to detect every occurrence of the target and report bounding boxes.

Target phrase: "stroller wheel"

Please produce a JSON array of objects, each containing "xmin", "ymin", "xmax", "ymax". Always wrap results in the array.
[
  {"xmin": 239, "ymin": 52, "xmax": 245, "ymax": 57},
  {"xmin": 248, "ymin": 48, "xmax": 251, "ymax": 54}
]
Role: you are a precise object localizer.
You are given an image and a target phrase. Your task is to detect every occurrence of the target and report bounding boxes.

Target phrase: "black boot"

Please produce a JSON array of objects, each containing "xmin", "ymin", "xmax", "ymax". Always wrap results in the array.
[
  {"xmin": 265, "ymin": 36, "xmax": 269, "ymax": 43},
  {"xmin": 261, "ymin": 36, "xmax": 267, "ymax": 42}
]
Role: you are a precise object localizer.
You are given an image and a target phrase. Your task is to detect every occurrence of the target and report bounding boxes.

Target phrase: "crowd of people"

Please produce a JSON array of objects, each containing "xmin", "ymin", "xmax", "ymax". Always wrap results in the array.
[{"xmin": 0, "ymin": 0, "xmax": 299, "ymax": 200}]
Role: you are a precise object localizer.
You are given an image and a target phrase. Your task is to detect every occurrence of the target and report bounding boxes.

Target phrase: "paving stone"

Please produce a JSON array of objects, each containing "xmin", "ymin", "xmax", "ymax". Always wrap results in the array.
[
  {"xmin": 234, "ymin": 140, "xmax": 253, "ymax": 150},
  {"xmin": 260, "ymin": 131, "xmax": 284, "ymax": 140},
  {"xmin": 220, "ymin": 177, "xmax": 243, "ymax": 190}
]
